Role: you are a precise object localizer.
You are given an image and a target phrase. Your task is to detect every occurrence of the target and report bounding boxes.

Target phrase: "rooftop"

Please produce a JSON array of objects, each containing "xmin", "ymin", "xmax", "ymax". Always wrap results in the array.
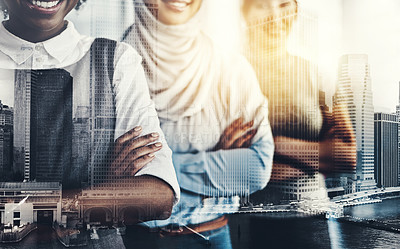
[{"xmin": 0, "ymin": 182, "xmax": 61, "ymax": 191}]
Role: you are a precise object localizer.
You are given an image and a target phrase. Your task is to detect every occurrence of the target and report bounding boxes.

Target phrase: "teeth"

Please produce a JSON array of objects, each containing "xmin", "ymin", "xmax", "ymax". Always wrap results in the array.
[
  {"xmin": 31, "ymin": 0, "xmax": 60, "ymax": 9},
  {"xmin": 168, "ymin": 2, "xmax": 187, "ymax": 8}
]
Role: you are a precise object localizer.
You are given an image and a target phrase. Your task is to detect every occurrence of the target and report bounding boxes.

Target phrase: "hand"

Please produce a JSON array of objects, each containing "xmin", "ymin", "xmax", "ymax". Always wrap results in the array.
[
  {"xmin": 213, "ymin": 118, "xmax": 258, "ymax": 151},
  {"xmin": 111, "ymin": 126, "xmax": 163, "ymax": 177}
]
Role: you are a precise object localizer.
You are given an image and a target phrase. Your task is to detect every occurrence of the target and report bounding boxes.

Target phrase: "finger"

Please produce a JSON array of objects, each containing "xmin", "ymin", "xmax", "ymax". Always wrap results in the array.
[
  {"xmin": 112, "ymin": 142, "xmax": 162, "ymax": 175},
  {"xmin": 129, "ymin": 154, "xmax": 156, "ymax": 176},
  {"xmin": 232, "ymin": 128, "xmax": 257, "ymax": 148},
  {"xmin": 116, "ymin": 153, "xmax": 156, "ymax": 177},
  {"xmin": 231, "ymin": 129, "xmax": 254, "ymax": 148},
  {"xmin": 114, "ymin": 126, "xmax": 143, "ymax": 151},
  {"xmin": 225, "ymin": 120, "xmax": 254, "ymax": 148},
  {"xmin": 223, "ymin": 117, "xmax": 244, "ymax": 138},
  {"xmin": 214, "ymin": 119, "xmax": 254, "ymax": 150},
  {"xmin": 126, "ymin": 142, "xmax": 163, "ymax": 162},
  {"xmin": 115, "ymin": 132, "xmax": 159, "ymax": 155},
  {"xmin": 112, "ymin": 133, "xmax": 159, "ymax": 171}
]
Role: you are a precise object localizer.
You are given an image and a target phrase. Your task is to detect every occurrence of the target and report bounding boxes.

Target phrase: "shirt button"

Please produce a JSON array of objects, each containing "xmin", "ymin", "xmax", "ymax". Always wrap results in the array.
[
  {"xmin": 36, "ymin": 57, "xmax": 43, "ymax": 63},
  {"xmin": 35, "ymin": 45, "xmax": 42, "ymax": 51}
]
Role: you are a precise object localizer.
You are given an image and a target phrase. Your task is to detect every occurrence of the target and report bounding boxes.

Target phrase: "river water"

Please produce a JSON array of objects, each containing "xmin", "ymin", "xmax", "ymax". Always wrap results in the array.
[
  {"xmin": 1, "ymin": 198, "xmax": 399, "ymax": 249},
  {"xmin": 229, "ymin": 197, "xmax": 400, "ymax": 249}
]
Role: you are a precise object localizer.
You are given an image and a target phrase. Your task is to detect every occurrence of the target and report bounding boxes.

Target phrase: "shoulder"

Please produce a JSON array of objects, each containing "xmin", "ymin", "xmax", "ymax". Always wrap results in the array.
[{"xmin": 112, "ymin": 41, "xmax": 143, "ymax": 71}]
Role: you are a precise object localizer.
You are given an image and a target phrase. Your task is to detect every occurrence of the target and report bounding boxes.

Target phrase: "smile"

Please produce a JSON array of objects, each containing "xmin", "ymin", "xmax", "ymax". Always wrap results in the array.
[
  {"xmin": 27, "ymin": 0, "xmax": 63, "ymax": 10},
  {"xmin": 167, "ymin": 2, "xmax": 188, "ymax": 8},
  {"xmin": 162, "ymin": 0, "xmax": 192, "ymax": 12},
  {"xmin": 29, "ymin": 0, "xmax": 61, "ymax": 9}
]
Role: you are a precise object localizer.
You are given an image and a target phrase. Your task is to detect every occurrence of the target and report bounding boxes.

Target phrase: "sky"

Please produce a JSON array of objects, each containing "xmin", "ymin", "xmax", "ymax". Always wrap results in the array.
[
  {"xmin": 306, "ymin": 0, "xmax": 400, "ymax": 113},
  {"xmin": 341, "ymin": 0, "xmax": 400, "ymax": 113}
]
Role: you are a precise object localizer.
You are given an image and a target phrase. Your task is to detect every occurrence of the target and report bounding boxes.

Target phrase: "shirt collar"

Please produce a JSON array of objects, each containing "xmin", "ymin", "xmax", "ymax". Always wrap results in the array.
[
  {"xmin": 0, "ymin": 21, "xmax": 34, "ymax": 65},
  {"xmin": 0, "ymin": 20, "xmax": 81, "ymax": 65},
  {"xmin": 43, "ymin": 21, "xmax": 81, "ymax": 64}
]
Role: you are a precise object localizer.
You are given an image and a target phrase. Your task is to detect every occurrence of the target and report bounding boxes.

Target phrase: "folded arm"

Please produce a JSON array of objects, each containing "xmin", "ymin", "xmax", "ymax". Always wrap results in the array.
[
  {"xmin": 76, "ymin": 43, "xmax": 180, "ymax": 224},
  {"xmin": 173, "ymin": 127, "xmax": 274, "ymax": 197}
]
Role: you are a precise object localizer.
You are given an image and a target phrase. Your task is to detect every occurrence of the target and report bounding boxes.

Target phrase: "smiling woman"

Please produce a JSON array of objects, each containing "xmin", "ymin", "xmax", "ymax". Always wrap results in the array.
[
  {"xmin": 143, "ymin": 0, "xmax": 202, "ymax": 25},
  {"xmin": 0, "ymin": 0, "xmax": 180, "ymax": 244}
]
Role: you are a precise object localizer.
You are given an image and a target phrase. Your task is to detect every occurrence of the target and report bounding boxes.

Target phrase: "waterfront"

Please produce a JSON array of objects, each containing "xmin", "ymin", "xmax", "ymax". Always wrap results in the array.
[
  {"xmin": 229, "ymin": 197, "xmax": 400, "ymax": 249},
  {"xmin": 1, "ymin": 198, "xmax": 399, "ymax": 248}
]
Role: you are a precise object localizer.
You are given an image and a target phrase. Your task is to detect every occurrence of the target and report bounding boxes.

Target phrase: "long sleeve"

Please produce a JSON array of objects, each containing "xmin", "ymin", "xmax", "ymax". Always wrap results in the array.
[
  {"xmin": 173, "ymin": 131, "xmax": 273, "ymax": 197},
  {"xmin": 113, "ymin": 42, "xmax": 180, "ymax": 204}
]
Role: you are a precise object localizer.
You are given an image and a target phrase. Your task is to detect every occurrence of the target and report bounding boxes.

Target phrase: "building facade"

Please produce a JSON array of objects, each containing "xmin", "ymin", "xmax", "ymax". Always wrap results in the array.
[
  {"xmin": 0, "ymin": 182, "xmax": 62, "ymax": 226},
  {"xmin": 374, "ymin": 113, "xmax": 399, "ymax": 188},
  {"xmin": 334, "ymin": 54, "xmax": 375, "ymax": 192},
  {"xmin": 0, "ymin": 101, "xmax": 13, "ymax": 182}
]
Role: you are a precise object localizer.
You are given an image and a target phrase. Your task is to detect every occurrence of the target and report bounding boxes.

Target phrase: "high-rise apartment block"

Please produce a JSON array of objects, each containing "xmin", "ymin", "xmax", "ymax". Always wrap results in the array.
[
  {"xmin": 374, "ymin": 113, "xmax": 398, "ymax": 188},
  {"xmin": 334, "ymin": 54, "xmax": 375, "ymax": 192}
]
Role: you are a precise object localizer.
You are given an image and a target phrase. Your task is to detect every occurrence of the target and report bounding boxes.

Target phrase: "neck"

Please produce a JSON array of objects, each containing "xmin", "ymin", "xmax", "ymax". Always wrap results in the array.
[{"xmin": 4, "ymin": 19, "xmax": 67, "ymax": 43}]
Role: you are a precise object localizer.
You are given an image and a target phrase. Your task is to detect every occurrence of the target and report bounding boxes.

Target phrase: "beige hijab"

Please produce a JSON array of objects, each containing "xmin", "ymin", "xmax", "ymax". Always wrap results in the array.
[{"xmin": 124, "ymin": 0, "xmax": 224, "ymax": 121}]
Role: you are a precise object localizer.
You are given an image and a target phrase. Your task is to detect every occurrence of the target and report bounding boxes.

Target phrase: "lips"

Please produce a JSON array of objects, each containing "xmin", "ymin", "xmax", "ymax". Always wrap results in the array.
[
  {"xmin": 162, "ymin": 0, "xmax": 192, "ymax": 12},
  {"xmin": 25, "ymin": 0, "xmax": 63, "ymax": 14}
]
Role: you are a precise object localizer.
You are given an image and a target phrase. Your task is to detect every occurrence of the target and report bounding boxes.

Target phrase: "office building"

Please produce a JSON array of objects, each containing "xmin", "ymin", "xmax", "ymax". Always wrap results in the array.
[
  {"xmin": 334, "ymin": 54, "xmax": 375, "ymax": 192},
  {"xmin": 0, "ymin": 101, "xmax": 13, "ymax": 181},
  {"xmin": 13, "ymin": 69, "xmax": 73, "ymax": 183},
  {"xmin": 374, "ymin": 113, "xmax": 398, "ymax": 188},
  {"xmin": 14, "ymin": 70, "xmax": 33, "ymax": 180},
  {"xmin": 30, "ymin": 70, "xmax": 73, "ymax": 183}
]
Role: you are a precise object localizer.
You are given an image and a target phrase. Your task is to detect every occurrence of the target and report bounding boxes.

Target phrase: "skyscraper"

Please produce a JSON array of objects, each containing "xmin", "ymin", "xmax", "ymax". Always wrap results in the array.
[
  {"xmin": 13, "ymin": 70, "xmax": 73, "ymax": 183},
  {"xmin": 334, "ymin": 54, "xmax": 375, "ymax": 192},
  {"xmin": 374, "ymin": 113, "xmax": 398, "ymax": 188},
  {"xmin": 13, "ymin": 70, "xmax": 33, "ymax": 180},
  {"xmin": 0, "ymin": 101, "xmax": 13, "ymax": 181},
  {"xmin": 30, "ymin": 69, "xmax": 73, "ymax": 183}
]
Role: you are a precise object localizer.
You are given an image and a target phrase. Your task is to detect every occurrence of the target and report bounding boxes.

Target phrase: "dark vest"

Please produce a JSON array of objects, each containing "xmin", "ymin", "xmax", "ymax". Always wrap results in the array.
[{"xmin": 25, "ymin": 38, "xmax": 117, "ymax": 189}]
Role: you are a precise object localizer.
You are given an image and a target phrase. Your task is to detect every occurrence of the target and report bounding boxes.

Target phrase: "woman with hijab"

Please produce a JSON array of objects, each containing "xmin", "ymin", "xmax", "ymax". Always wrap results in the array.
[{"xmin": 122, "ymin": 0, "xmax": 274, "ymax": 248}]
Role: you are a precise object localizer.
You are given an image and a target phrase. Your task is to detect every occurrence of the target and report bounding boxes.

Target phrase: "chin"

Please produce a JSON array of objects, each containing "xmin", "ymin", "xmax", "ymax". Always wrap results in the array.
[{"xmin": 31, "ymin": 17, "xmax": 65, "ymax": 32}]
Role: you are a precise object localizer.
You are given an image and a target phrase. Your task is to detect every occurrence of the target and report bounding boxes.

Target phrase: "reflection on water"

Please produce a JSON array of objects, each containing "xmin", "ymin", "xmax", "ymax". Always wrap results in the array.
[
  {"xmin": 344, "ymin": 198, "xmax": 400, "ymax": 221},
  {"xmin": 0, "ymin": 225, "xmax": 66, "ymax": 249},
  {"xmin": 328, "ymin": 218, "xmax": 344, "ymax": 249}
]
